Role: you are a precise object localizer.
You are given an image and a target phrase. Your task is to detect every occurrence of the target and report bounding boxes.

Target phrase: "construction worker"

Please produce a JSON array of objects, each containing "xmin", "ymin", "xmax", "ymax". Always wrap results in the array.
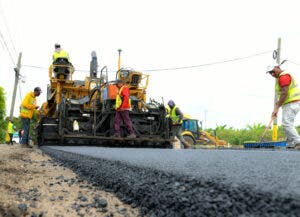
[
  {"xmin": 114, "ymin": 79, "xmax": 136, "ymax": 138},
  {"xmin": 19, "ymin": 87, "xmax": 41, "ymax": 147},
  {"xmin": 167, "ymin": 100, "xmax": 189, "ymax": 148},
  {"xmin": 6, "ymin": 119, "xmax": 15, "ymax": 145},
  {"xmin": 52, "ymin": 43, "xmax": 70, "ymax": 63},
  {"xmin": 267, "ymin": 65, "xmax": 300, "ymax": 150}
]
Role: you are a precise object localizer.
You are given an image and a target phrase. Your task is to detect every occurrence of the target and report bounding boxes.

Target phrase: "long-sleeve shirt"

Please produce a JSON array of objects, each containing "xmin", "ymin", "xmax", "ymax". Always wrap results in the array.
[{"xmin": 19, "ymin": 91, "xmax": 37, "ymax": 119}]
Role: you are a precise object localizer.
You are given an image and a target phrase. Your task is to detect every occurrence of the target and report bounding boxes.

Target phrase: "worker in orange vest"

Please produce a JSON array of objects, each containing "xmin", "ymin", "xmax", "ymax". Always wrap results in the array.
[{"xmin": 114, "ymin": 80, "xmax": 136, "ymax": 138}]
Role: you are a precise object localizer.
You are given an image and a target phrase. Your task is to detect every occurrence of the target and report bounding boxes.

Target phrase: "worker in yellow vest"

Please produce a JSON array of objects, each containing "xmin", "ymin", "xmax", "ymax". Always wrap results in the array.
[
  {"xmin": 167, "ymin": 100, "xmax": 189, "ymax": 148},
  {"xmin": 19, "ymin": 87, "xmax": 41, "ymax": 147},
  {"xmin": 6, "ymin": 119, "xmax": 15, "ymax": 145},
  {"xmin": 52, "ymin": 43, "xmax": 70, "ymax": 63},
  {"xmin": 267, "ymin": 65, "xmax": 300, "ymax": 150}
]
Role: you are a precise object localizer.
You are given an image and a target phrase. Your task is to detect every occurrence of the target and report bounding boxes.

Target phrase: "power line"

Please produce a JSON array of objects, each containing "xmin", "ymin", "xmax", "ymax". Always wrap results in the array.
[
  {"xmin": 0, "ymin": 28, "xmax": 15, "ymax": 65},
  {"xmin": 22, "ymin": 64, "xmax": 91, "ymax": 73},
  {"xmin": 22, "ymin": 64, "xmax": 47, "ymax": 70},
  {"xmin": 143, "ymin": 50, "xmax": 273, "ymax": 72},
  {"xmin": 0, "ymin": 34, "xmax": 5, "ymax": 49},
  {"xmin": 0, "ymin": 0, "xmax": 17, "ymax": 57},
  {"xmin": 288, "ymin": 60, "xmax": 300, "ymax": 66},
  {"xmin": 21, "ymin": 50, "xmax": 273, "ymax": 73}
]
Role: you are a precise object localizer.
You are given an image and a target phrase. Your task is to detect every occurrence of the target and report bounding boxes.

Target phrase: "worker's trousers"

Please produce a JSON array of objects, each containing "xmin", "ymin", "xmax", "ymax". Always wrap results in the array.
[
  {"xmin": 114, "ymin": 110, "xmax": 134, "ymax": 136},
  {"xmin": 8, "ymin": 133, "xmax": 13, "ymax": 145},
  {"xmin": 282, "ymin": 101, "xmax": 300, "ymax": 148},
  {"xmin": 21, "ymin": 118, "xmax": 30, "ymax": 145},
  {"xmin": 171, "ymin": 125, "xmax": 188, "ymax": 148}
]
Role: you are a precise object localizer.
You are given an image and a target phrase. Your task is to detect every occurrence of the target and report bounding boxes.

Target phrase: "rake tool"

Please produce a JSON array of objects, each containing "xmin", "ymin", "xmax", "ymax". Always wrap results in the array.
[{"xmin": 259, "ymin": 116, "xmax": 275, "ymax": 143}]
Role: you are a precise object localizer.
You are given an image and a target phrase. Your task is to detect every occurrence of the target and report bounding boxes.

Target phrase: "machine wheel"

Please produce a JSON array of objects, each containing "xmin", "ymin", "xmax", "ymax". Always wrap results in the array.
[{"xmin": 183, "ymin": 135, "xmax": 195, "ymax": 148}]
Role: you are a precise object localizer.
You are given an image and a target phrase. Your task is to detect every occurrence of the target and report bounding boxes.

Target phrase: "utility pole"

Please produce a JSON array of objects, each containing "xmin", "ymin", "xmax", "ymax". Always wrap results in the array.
[
  {"xmin": 272, "ymin": 38, "xmax": 281, "ymax": 141},
  {"xmin": 10, "ymin": 52, "xmax": 22, "ymax": 120}
]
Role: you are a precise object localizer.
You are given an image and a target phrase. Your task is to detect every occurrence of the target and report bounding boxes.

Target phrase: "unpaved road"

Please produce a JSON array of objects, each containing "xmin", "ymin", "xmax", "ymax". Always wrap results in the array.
[{"xmin": 0, "ymin": 144, "xmax": 139, "ymax": 217}]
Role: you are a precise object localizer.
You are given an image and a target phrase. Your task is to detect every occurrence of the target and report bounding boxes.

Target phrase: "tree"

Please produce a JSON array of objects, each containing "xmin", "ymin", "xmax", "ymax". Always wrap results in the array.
[
  {"xmin": 0, "ymin": 87, "xmax": 6, "ymax": 143},
  {"xmin": 246, "ymin": 123, "xmax": 265, "ymax": 130}
]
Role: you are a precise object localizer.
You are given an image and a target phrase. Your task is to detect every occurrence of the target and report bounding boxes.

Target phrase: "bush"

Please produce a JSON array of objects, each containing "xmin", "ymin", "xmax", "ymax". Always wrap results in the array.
[
  {"xmin": 216, "ymin": 125, "xmax": 286, "ymax": 146},
  {"xmin": 0, "ymin": 87, "xmax": 6, "ymax": 143}
]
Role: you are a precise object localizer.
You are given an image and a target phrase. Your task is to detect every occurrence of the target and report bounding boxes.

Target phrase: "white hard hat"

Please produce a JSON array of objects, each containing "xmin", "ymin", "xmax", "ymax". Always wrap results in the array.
[{"xmin": 266, "ymin": 65, "xmax": 280, "ymax": 73}]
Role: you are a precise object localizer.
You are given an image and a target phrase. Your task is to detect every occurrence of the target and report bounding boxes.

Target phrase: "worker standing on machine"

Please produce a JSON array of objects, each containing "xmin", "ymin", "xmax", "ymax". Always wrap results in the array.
[
  {"xmin": 267, "ymin": 65, "xmax": 300, "ymax": 150},
  {"xmin": 52, "ymin": 43, "xmax": 70, "ymax": 63},
  {"xmin": 114, "ymin": 80, "xmax": 136, "ymax": 138},
  {"xmin": 19, "ymin": 87, "xmax": 41, "ymax": 147},
  {"xmin": 167, "ymin": 100, "xmax": 189, "ymax": 149}
]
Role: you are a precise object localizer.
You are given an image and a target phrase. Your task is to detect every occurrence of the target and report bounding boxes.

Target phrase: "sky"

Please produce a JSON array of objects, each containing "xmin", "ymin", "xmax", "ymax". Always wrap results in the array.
[{"xmin": 1, "ymin": 0, "xmax": 300, "ymax": 129}]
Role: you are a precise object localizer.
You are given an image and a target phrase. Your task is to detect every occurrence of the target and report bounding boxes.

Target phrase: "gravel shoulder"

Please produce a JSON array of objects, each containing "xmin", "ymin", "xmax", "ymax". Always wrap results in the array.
[{"xmin": 0, "ymin": 144, "xmax": 139, "ymax": 217}]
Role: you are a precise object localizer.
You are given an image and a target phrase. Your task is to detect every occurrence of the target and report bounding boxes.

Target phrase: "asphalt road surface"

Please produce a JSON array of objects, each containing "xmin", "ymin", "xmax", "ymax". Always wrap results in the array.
[{"xmin": 42, "ymin": 146, "xmax": 300, "ymax": 217}]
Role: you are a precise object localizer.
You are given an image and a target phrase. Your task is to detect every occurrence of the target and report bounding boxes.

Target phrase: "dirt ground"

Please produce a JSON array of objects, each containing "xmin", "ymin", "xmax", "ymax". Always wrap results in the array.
[{"xmin": 0, "ymin": 144, "xmax": 140, "ymax": 217}]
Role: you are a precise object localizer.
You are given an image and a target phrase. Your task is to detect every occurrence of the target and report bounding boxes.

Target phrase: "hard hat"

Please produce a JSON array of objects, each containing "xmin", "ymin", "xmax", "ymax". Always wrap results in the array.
[
  {"xmin": 266, "ymin": 65, "xmax": 279, "ymax": 74},
  {"xmin": 167, "ymin": 100, "xmax": 175, "ymax": 108},
  {"xmin": 34, "ymin": 87, "xmax": 42, "ymax": 93},
  {"xmin": 55, "ymin": 43, "xmax": 61, "ymax": 48},
  {"xmin": 266, "ymin": 60, "xmax": 287, "ymax": 74}
]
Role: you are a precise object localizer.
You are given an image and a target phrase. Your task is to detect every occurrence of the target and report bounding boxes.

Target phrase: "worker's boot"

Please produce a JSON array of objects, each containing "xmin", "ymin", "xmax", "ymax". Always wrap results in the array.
[
  {"xmin": 114, "ymin": 134, "xmax": 121, "ymax": 138},
  {"xmin": 127, "ymin": 134, "xmax": 136, "ymax": 138}
]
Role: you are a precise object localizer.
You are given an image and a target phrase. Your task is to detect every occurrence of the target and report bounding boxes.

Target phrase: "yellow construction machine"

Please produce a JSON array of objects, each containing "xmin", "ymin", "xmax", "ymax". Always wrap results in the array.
[
  {"xmin": 182, "ymin": 118, "xmax": 227, "ymax": 148},
  {"xmin": 36, "ymin": 51, "xmax": 172, "ymax": 147}
]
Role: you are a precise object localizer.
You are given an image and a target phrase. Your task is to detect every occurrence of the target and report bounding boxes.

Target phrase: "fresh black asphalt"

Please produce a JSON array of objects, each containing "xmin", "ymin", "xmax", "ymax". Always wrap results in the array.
[{"xmin": 41, "ymin": 146, "xmax": 300, "ymax": 217}]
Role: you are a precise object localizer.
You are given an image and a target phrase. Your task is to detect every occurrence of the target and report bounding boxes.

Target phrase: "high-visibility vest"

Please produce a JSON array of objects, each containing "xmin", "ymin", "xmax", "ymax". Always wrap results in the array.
[
  {"xmin": 7, "ymin": 122, "xmax": 14, "ymax": 134},
  {"xmin": 170, "ymin": 106, "xmax": 183, "ymax": 125},
  {"xmin": 115, "ymin": 85, "xmax": 131, "ymax": 110},
  {"xmin": 275, "ymin": 72, "xmax": 300, "ymax": 105},
  {"xmin": 20, "ymin": 92, "xmax": 37, "ymax": 119},
  {"xmin": 115, "ymin": 86, "xmax": 124, "ymax": 110},
  {"xmin": 165, "ymin": 105, "xmax": 170, "ymax": 117},
  {"xmin": 53, "ymin": 49, "xmax": 70, "ymax": 62}
]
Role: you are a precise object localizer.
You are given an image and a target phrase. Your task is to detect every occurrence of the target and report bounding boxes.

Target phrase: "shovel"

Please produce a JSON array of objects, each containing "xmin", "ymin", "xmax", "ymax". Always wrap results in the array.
[{"xmin": 259, "ymin": 116, "xmax": 275, "ymax": 143}]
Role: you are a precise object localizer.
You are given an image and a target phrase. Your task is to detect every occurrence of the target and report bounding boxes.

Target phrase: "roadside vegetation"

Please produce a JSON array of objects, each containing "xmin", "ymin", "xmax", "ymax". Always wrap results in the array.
[
  {"xmin": 209, "ymin": 124, "xmax": 287, "ymax": 146},
  {"xmin": 0, "ymin": 87, "xmax": 6, "ymax": 143}
]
